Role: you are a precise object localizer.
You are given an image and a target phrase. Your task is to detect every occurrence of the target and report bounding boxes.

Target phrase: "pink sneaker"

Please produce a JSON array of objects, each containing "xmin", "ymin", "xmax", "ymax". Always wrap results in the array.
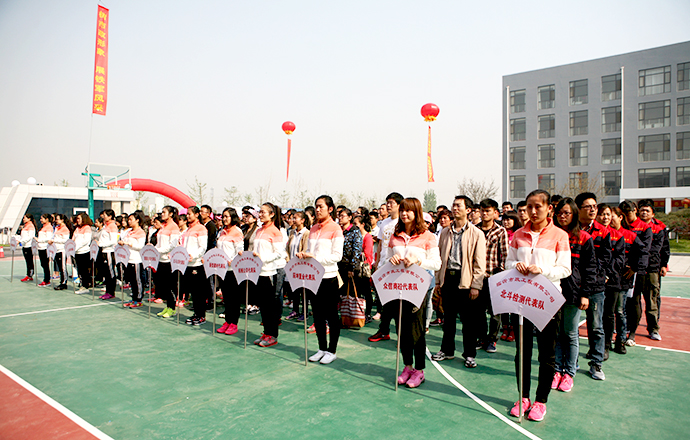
[
  {"xmin": 558, "ymin": 373, "xmax": 574, "ymax": 392},
  {"xmin": 217, "ymin": 322, "xmax": 230, "ymax": 333},
  {"xmin": 510, "ymin": 398, "xmax": 531, "ymax": 417},
  {"xmin": 406, "ymin": 369, "xmax": 425, "ymax": 388},
  {"xmin": 527, "ymin": 402, "xmax": 546, "ymax": 421},
  {"xmin": 551, "ymin": 371, "xmax": 562, "ymax": 389},
  {"xmin": 398, "ymin": 366, "xmax": 414, "ymax": 385},
  {"xmin": 153, "ymin": 298, "xmax": 163, "ymax": 304},
  {"xmin": 225, "ymin": 323, "xmax": 238, "ymax": 335},
  {"xmin": 99, "ymin": 293, "xmax": 114, "ymax": 300}
]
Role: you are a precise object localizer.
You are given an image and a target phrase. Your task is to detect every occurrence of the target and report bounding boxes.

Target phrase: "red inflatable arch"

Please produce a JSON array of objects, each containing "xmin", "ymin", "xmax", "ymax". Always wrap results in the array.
[{"xmin": 113, "ymin": 178, "xmax": 196, "ymax": 208}]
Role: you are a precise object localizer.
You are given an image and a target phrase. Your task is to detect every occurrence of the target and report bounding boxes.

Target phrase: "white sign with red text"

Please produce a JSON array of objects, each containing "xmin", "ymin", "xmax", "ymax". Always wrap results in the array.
[
  {"xmin": 231, "ymin": 253, "xmax": 262, "ymax": 285},
  {"xmin": 170, "ymin": 246, "xmax": 190, "ymax": 274},
  {"xmin": 285, "ymin": 257, "xmax": 325, "ymax": 295},
  {"xmin": 489, "ymin": 269, "xmax": 565, "ymax": 331},
  {"xmin": 10, "ymin": 236, "xmax": 18, "ymax": 252},
  {"xmin": 64, "ymin": 239, "xmax": 76, "ymax": 258},
  {"xmin": 89, "ymin": 241, "xmax": 100, "ymax": 261},
  {"xmin": 31, "ymin": 238, "xmax": 38, "ymax": 256},
  {"xmin": 372, "ymin": 262, "xmax": 432, "ymax": 309},
  {"xmin": 203, "ymin": 248, "xmax": 229, "ymax": 279},
  {"xmin": 114, "ymin": 244, "xmax": 130, "ymax": 266},
  {"xmin": 140, "ymin": 244, "xmax": 160, "ymax": 271},
  {"xmin": 46, "ymin": 243, "xmax": 57, "ymax": 260}
]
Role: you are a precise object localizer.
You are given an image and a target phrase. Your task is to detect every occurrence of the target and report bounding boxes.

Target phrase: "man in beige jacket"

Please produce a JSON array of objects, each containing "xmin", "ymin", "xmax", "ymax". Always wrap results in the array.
[{"xmin": 431, "ymin": 195, "xmax": 487, "ymax": 368}]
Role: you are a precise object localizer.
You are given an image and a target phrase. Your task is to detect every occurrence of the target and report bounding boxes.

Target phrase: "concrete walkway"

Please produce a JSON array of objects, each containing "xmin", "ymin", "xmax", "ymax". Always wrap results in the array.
[{"xmin": 669, "ymin": 254, "xmax": 690, "ymax": 277}]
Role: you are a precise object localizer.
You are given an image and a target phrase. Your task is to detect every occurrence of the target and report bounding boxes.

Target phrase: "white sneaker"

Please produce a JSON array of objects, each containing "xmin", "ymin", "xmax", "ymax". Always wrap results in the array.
[
  {"xmin": 76, "ymin": 287, "xmax": 89, "ymax": 294},
  {"xmin": 309, "ymin": 350, "xmax": 326, "ymax": 362},
  {"xmin": 319, "ymin": 352, "xmax": 337, "ymax": 365}
]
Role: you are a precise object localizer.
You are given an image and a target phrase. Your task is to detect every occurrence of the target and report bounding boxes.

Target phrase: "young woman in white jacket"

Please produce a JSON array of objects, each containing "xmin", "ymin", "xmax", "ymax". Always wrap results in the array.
[
  {"xmin": 216, "ymin": 207, "xmax": 245, "ymax": 335},
  {"xmin": 252, "ymin": 203, "xmax": 285, "ymax": 348},
  {"xmin": 73, "ymin": 213, "xmax": 94, "ymax": 294},
  {"xmin": 154, "ymin": 206, "xmax": 181, "ymax": 318},
  {"xmin": 120, "ymin": 212, "xmax": 147, "ymax": 308},
  {"xmin": 37, "ymin": 213, "xmax": 54, "ymax": 286},
  {"xmin": 181, "ymin": 206, "xmax": 208, "ymax": 325},
  {"xmin": 18, "ymin": 214, "xmax": 37, "ymax": 282},
  {"xmin": 48, "ymin": 214, "xmax": 72, "ymax": 290}
]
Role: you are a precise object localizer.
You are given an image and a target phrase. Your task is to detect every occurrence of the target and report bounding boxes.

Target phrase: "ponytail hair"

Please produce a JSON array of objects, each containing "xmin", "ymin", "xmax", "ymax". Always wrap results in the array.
[{"xmin": 163, "ymin": 205, "xmax": 180, "ymax": 225}]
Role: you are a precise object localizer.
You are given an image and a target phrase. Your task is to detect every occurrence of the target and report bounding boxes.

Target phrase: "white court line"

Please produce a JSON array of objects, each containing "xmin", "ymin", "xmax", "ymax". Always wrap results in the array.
[
  {"xmin": 425, "ymin": 349, "xmax": 542, "ymax": 440},
  {"xmin": 0, "ymin": 301, "xmax": 121, "ymax": 319},
  {"xmin": 0, "ymin": 364, "xmax": 114, "ymax": 440}
]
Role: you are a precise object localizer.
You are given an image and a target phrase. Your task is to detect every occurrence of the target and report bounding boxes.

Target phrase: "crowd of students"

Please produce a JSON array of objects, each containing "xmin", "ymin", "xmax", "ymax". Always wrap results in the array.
[{"xmin": 14, "ymin": 189, "xmax": 670, "ymax": 422}]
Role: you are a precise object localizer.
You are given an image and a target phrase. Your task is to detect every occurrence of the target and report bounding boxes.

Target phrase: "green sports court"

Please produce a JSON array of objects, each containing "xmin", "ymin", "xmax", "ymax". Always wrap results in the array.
[{"xmin": 1, "ymin": 257, "xmax": 688, "ymax": 440}]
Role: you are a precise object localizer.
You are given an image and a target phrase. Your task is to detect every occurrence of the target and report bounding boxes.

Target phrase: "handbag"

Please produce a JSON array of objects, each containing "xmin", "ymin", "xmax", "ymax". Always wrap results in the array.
[
  {"xmin": 340, "ymin": 277, "xmax": 366, "ymax": 328},
  {"xmin": 353, "ymin": 252, "xmax": 371, "ymax": 278}
]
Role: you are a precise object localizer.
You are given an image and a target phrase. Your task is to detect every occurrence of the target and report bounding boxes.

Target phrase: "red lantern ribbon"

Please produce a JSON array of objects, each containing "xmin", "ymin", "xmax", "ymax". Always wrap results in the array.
[
  {"xmin": 427, "ymin": 125, "xmax": 434, "ymax": 182},
  {"xmin": 286, "ymin": 138, "xmax": 291, "ymax": 182}
]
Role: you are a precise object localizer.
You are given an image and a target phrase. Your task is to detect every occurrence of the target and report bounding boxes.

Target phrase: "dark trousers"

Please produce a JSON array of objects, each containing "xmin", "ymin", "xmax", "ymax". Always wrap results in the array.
[
  {"xmin": 221, "ymin": 271, "xmax": 246, "ymax": 324},
  {"xmin": 153, "ymin": 262, "xmax": 176, "ymax": 310},
  {"xmin": 75, "ymin": 253, "xmax": 92, "ymax": 288},
  {"xmin": 478, "ymin": 278, "xmax": 502, "ymax": 344},
  {"xmin": 38, "ymin": 249, "xmax": 50, "ymax": 283},
  {"xmin": 125, "ymin": 263, "xmax": 143, "ymax": 301},
  {"xmin": 98, "ymin": 252, "xmax": 116, "ymax": 295},
  {"xmin": 512, "ymin": 313, "xmax": 560, "ymax": 404},
  {"xmin": 256, "ymin": 275, "xmax": 280, "ymax": 338},
  {"xmin": 54, "ymin": 252, "xmax": 66, "ymax": 286},
  {"xmin": 440, "ymin": 272, "xmax": 482, "ymax": 358},
  {"xmin": 354, "ymin": 275, "xmax": 373, "ymax": 317},
  {"xmin": 627, "ymin": 272, "xmax": 660, "ymax": 335},
  {"xmin": 183, "ymin": 265, "xmax": 208, "ymax": 318},
  {"xmin": 308, "ymin": 277, "xmax": 341, "ymax": 353},
  {"xmin": 22, "ymin": 247, "xmax": 34, "ymax": 277},
  {"xmin": 393, "ymin": 298, "xmax": 427, "ymax": 370},
  {"xmin": 604, "ymin": 288, "xmax": 626, "ymax": 346}
]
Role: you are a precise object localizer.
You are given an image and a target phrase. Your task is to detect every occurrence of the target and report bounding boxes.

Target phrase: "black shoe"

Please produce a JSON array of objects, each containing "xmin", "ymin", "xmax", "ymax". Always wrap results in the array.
[
  {"xmin": 185, "ymin": 316, "xmax": 197, "ymax": 325},
  {"xmin": 603, "ymin": 349, "xmax": 609, "ymax": 362},
  {"xmin": 584, "ymin": 351, "xmax": 593, "ymax": 360},
  {"xmin": 54, "ymin": 284, "xmax": 67, "ymax": 291},
  {"xmin": 614, "ymin": 343, "xmax": 627, "ymax": 355},
  {"xmin": 193, "ymin": 316, "xmax": 206, "ymax": 326}
]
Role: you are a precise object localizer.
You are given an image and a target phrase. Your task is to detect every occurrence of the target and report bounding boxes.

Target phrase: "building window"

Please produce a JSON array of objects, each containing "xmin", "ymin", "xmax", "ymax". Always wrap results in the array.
[
  {"xmin": 678, "ymin": 97, "xmax": 690, "ymax": 126},
  {"xmin": 538, "ymin": 85, "xmax": 555, "ymax": 110},
  {"xmin": 639, "ymin": 66, "xmax": 671, "ymax": 96},
  {"xmin": 680, "ymin": 62, "xmax": 690, "ymax": 91},
  {"xmin": 602, "ymin": 73, "xmax": 621, "ymax": 101},
  {"xmin": 538, "ymin": 174, "xmax": 555, "ymax": 193},
  {"xmin": 510, "ymin": 146, "xmax": 526, "ymax": 170},
  {"xmin": 678, "ymin": 167, "xmax": 690, "ymax": 187},
  {"xmin": 538, "ymin": 144, "xmax": 555, "ymax": 168},
  {"xmin": 601, "ymin": 138, "xmax": 621, "ymax": 164},
  {"xmin": 569, "ymin": 172, "xmax": 589, "ymax": 193},
  {"xmin": 601, "ymin": 106, "xmax": 621, "ymax": 133},
  {"xmin": 569, "ymin": 79, "xmax": 588, "ymax": 105},
  {"xmin": 510, "ymin": 118, "xmax": 526, "ymax": 141},
  {"xmin": 602, "ymin": 170, "xmax": 621, "ymax": 196},
  {"xmin": 638, "ymin": 168, "xmax": 670, "ymax": 188},
  {"xmin": 569, "ymin": 141, "xmax": 588, "ymax": 166},
  {"xmin": 538, "ymin": 114, "xmax": 555, "ymax": 139},
  {"xmin": 678, "ymin": 132, "xmax": 690, "ymax": 160},
  {"xmin": 510, "ymin": 89, "xmax": 526, "ymax": 113},
  {"xmin": 510, "ymin": 175, "xmax": 526, "ymax": 199},
  {"xmin": 638, "ymin": 100, "xmax": 670, "ymax": 129},
  {"xmin": 569, "ymin": 110, "xmax": 588, "ymax": 136},
  {"xmin": 639, "ymin": 134, "xmax": 670, "ymax": 162}
]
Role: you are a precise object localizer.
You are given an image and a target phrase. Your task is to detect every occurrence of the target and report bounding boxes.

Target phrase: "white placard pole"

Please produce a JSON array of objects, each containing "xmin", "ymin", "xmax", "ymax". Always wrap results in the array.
[
  {"xmin": 177, "ymin": 272, "xmax": 181, "ymax": 326},
  {"xmin": 120, "ymin": 263, "xmax": 125, "ymax": 307},
  {"xmin": 91, "ymin": 259, "xmax": 95, "ymax": 301},
  {"xmin": 212, "ymin": 276, "xmax": 217, "ymax": 334},
  {"xmin": 395, "ymin": 291, "xmax": 403, "ymax": 392},
  {"xmin": 518, "ymin": 314, "xmax": 524, "ymax": 424},
  {"xmin": 10, "ymin": 248, "xmax": 14, "ymax": 283},
  {"xmin": 148, "ymin": 267, "xmax": 152, "ymax": 319},
  {"xmin": 244, "ymin": 281, "xmax": 250, "ymax": 349},
  {"xmin": 303, "ymin": 284, "xmax": 308, "ymax": 366}
]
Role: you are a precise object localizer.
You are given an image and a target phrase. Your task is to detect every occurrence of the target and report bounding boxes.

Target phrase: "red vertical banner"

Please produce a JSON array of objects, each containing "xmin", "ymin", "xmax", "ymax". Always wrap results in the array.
[
  {"xmin": 92, "ymin": 6, "xmax": 109, "ymax": 115},
  {"xmin": 286, "ymin": 138, "xmax": 292, "ymax": 182},
  {"xmin": 427, "ymin": 125, "xmax": 435, "ymax": 182}
]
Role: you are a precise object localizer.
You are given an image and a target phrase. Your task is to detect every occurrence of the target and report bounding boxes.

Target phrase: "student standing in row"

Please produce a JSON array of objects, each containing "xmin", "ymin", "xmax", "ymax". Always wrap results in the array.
[
  {"xmin": 37, "ymin": 213, "xmax": 54, "ymax": 287},
  {"xmin": 18, "ymin": 214, "xmax": 37, "ymax": 282},
  {"xmin": 120, "ymin": 212, "xmax": 146, "ymax": 308},
  {"xmin": 216, "ymin": 207, "xmax": 245, "ymax": 335},
  {"xmin": 155, "ymin": 206, "xmax": 181, "ymax": 318}
]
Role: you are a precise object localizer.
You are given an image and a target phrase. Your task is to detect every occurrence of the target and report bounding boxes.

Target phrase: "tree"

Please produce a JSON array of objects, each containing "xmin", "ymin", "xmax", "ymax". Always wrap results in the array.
[
  {"xmin": 554, "ymin": 173, "xmax": 603, "ymax": 200},
  {"xmin": 134, "ymin": 191, "xmax": 149, "ymax": 210},
  {"xmin": 277, "ymin": 190, "xmax": 292, "ymax": 208},
  {"xmin": 423, "ymin": 189, "xmax": 437, "ymax": 212},
  {"xmin": 255, "ymin": 181, "xmax": 271, "ymax": 205},
  {"xmin": 54, "ymin": 179, "xmax": 69, "ymax": 187},
  {"xmin": 187, "ymin": 176, "xmax": 207, "ymax": 205},
  {"xmin": 223, "ymin": 186, "xmax": 241, "ymax": 207},
  {"xmin": 657, "ymin": 209, "xmax": 690, "ymax": 240},
  {"xmin": 456, "ymin": 178, "xmax": 499, "ymax": 204}
]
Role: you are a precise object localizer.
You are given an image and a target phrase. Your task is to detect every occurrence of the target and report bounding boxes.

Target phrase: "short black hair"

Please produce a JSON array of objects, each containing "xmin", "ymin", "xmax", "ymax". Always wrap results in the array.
[
  {"xmin": 479, "ymin": 198, "xmax": 499, "ymax": 210},
  {"xmin": 454, "ymin": 195, "xmax": 474, "ymax": 210},
  {"xmin": 526, "ymin": 189, "xmax": 550, "ymax": 205},
  {"xmin": 201, "ymin": 205, "xmax": 213, "ymax": 212},
  {"xmin": 638, "ymin": 199, "xmax": 655, "ymax": 210},
  {"xmin": 386, "ymin": 192, "xmax": 404, "ymax": 205},
  {"xmin": 516, "ymin": 200, "xmax": 526, "ymax": 209},
  {"xmin": 575, "ymin": 192, "xmax": 597, "ymax": 208},
  {"xmin": 550, "ymin": 194, "xmax": 562, "ymax": 205},
  {"xmin": 502, "ymin": 201, "xmax": 513, "ymax": 208},
  {"xmin": 619, "ymin": 200, "xmax": 637, "ymax": 214}
]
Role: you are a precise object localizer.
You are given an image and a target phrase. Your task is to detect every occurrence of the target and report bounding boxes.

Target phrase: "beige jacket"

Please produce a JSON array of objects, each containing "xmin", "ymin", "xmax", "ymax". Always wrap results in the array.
[{"xmin": 435, "ymin": 221, "xmax": 486, "ymax": 291}]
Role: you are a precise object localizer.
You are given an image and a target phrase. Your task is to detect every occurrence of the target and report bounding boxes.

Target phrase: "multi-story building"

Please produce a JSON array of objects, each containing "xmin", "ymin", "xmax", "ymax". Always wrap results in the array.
[{"xmin": 502, "ymin": 41, "xmax": 690, "ymax": 212}]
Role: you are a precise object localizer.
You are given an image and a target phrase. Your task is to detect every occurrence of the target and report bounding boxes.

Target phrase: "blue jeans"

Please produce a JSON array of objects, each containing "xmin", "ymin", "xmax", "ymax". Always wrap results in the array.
[
  {"xmin": 555, "ymin": 305, "xmax": 581, "ymax": 377},
  {"xmin": 586, "ymin": 291, "xmax": 605, "ymax": 366}
]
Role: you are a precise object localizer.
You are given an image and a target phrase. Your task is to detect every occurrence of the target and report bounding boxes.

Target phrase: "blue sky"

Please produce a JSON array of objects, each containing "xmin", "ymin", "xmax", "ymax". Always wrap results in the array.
[{"xmin": 1, "ymin": 0, "xmax": 689, "ymax": 208}]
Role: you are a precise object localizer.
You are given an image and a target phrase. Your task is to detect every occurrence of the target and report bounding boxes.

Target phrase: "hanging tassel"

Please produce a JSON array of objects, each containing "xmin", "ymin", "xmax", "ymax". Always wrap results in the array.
[
  {"xmin": 427, "ymin": 125, "xmax": 434, "ymax": 182},
  {"xmin": 286, "ymin": 138, "xmax": 291, "ymax": 182}
]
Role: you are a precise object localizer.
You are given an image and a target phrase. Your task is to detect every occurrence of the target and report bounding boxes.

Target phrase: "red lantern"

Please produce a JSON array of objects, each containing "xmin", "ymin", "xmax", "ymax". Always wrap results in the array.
[
  {"xmin": 421, "ymin": 103, "xmax": 440, "ymax": 122},
  {"xmin": 282, "ymin": 121, "xmax": 295, "ymax": 181},
  {"xmin": 282, "ymin": 121, "xmax": 296, "ymax": 135}
]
